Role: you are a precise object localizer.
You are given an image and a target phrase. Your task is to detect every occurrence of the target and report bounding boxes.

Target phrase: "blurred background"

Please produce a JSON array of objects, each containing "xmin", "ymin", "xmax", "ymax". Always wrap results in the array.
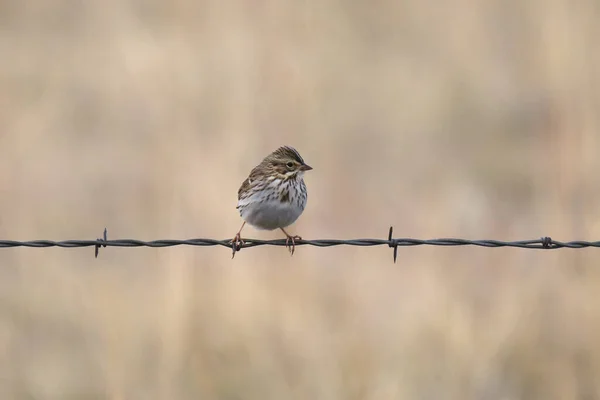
[{"xmin": 1, "ymin": 0, "xmax": 600, "ymax": 398}]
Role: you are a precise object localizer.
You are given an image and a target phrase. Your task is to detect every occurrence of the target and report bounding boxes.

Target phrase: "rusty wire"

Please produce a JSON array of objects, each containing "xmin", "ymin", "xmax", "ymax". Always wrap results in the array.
[{"xmin": 0, "ymin": 227, "xmax": 599, "ymax": 263}]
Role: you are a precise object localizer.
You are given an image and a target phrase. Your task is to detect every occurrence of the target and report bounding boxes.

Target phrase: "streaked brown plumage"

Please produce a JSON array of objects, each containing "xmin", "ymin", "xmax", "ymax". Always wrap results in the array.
[{"xmin": 231, "ymin": 146, "xmax": 312, "ymax": 257}]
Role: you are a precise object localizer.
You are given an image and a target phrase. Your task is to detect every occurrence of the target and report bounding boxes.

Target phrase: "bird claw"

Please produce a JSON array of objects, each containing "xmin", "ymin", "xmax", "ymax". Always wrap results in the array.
[
  {"xmin": 230, "ymin": 233, "xmax": 245, "ymax": 258},
  {"xmin": 285, "ymin": 235, "xmax": 302, "ymax": 256}
]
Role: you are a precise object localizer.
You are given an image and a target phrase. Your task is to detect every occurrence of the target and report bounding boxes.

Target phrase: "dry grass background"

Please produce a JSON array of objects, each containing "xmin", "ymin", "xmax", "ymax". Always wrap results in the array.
[{"xmin": 1, "ymin": 0, "xmax": 600, "ymax": 398}]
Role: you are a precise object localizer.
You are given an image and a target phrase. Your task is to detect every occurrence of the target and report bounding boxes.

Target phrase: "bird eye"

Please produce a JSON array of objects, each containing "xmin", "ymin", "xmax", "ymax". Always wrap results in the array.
[{"xmin": 286, "ymin": 162, "xmax": 294, "ymax": 169}]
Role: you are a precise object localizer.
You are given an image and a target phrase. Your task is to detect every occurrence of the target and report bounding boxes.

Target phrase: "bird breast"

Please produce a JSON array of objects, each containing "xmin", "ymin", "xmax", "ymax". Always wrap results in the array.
[{"xmin": 237, "ymin": 179, "xmax": 307, "ymax": 230}]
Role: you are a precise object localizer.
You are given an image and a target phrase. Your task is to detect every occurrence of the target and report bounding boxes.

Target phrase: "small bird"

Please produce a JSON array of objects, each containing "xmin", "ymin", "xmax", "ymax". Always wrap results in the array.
[{"xmin": 231, "ymin": 146, "xmax": 312, "ymax": 257}]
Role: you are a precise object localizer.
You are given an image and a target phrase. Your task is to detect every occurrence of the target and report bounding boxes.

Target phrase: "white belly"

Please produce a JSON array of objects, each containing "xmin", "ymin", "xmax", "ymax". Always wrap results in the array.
[{"xmin": 240, "ymin": 199, "xmax": 304, "ymax": 230}]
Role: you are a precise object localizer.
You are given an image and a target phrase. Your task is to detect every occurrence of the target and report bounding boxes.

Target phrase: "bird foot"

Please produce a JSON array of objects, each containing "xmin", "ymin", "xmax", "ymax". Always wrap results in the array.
[
  {"xmin": 230, "ymin": 233, "xmax": 245, "ymax": 258},
  {"xmin": 285, "ymin": 235, "xmax": 302, "ymax": 256}
]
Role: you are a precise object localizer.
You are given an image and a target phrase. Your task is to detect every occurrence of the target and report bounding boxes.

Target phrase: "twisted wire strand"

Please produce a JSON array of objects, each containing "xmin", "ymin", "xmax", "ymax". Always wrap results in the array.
[
  {"xmin": 1, "ymin": 228, "xmax": 599, "ymax": 262},
  {"xmin": 2, "ymin": 238, "xmax": 600, "ymax": 249}
]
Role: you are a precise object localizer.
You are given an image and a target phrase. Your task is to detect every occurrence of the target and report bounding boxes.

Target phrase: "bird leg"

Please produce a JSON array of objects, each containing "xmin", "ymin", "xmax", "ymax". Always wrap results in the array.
[
  {"xmin": 230, "ymin": 221, "xmax": 246, "ymax": 258},
  {"xmin": 280, "ymin": 227, "xmax": 302, "ymax": 256}
]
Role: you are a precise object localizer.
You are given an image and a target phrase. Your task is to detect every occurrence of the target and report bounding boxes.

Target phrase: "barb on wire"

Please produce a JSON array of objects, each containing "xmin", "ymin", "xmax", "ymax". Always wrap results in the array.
[
  {"xmin": 0, "ymin": 227, "xmax": 599, "ymax": 263},
  {"xmin": 95, "ymin": 228, "xmax": 107, "ymax": 258},
  {"xmin": 388, "ymin": 226, "xmax": 398, "ymax": 262}
]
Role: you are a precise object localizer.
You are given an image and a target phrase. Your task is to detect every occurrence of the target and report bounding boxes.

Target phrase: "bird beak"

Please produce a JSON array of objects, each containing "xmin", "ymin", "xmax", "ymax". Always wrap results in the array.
[{"xmin": 300, "ymin": 164, "xmax": 313, "ymax": 171}]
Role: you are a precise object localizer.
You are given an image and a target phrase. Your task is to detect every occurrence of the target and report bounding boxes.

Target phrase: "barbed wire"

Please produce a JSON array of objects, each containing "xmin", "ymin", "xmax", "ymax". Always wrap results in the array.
[{"xmin": 0, "ymin": 228, "xmax": 599, "ymax": 263}]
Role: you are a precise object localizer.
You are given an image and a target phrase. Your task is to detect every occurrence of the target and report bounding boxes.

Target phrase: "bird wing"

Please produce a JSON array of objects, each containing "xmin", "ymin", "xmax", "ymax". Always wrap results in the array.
[{"xmin": 237, "ymin": 166, "xmax": 263, "ymax": 201}]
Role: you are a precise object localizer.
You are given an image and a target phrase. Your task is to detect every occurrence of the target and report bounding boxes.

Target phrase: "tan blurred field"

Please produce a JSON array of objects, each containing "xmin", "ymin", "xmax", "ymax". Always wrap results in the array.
[{"xmin": 1, "ymin": 0, "xmax": 600, "ymax": 398}]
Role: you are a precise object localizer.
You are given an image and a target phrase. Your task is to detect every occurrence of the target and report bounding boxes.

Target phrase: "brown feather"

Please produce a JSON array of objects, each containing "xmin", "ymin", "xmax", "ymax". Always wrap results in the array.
[{"xmin": 237, "ymin": 146, "xmax": 307, "ymax": 201}]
